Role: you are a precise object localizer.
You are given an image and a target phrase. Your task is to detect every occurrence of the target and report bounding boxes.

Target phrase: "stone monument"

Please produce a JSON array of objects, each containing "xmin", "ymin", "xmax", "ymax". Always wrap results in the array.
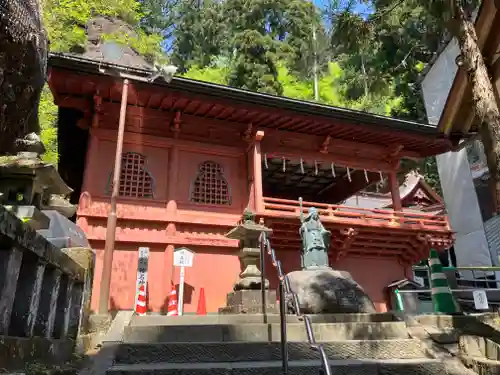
[
  {"xmin": 219, "ymin": 209, "xmax": 278, "ymax": 314},
  {"xmin": 0, "ymin": 152, "xmax": 75, "ymax": 230},
  {"xmin": 287, "ymin": 199, "xmax": 376, "ymax": 314}
]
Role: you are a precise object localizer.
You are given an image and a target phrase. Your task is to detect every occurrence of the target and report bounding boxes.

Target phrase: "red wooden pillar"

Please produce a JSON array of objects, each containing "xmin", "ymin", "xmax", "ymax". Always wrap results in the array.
[
  {"xmin": 253, "ymin": 131, "xmax": 265, "ymax": 212},
  {"xmin": 389, "ymin": 171, "xmax": 402, "ymax": 211}
]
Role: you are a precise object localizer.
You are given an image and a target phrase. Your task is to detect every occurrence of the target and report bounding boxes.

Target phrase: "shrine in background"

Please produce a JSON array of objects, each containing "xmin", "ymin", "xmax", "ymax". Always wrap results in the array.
[{"xmin": 48, "ymin": 51, "xmax": 456, "ymax": 314}]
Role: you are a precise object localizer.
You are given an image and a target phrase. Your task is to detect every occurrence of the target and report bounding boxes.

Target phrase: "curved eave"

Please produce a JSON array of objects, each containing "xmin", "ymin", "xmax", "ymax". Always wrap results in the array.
[{"xmin": 48, "ymin": 52, "xmax": 452, "ymax": 157}]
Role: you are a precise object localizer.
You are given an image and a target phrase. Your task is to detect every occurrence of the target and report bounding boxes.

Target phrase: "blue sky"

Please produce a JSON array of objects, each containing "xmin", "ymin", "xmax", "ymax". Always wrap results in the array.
[{"xmin": 314, "ymin": 0, "xmax": 374, "ymax": 16}]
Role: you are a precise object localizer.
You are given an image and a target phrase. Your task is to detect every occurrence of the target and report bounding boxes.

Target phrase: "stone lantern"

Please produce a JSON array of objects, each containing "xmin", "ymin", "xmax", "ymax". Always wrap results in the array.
[
  {"xmin": 219, "ymin": 209, "xmax": 278, "ymax": 314},
  {"xmin": 0, "ymin": 152, "xmax": 74, "ymax": 230}
]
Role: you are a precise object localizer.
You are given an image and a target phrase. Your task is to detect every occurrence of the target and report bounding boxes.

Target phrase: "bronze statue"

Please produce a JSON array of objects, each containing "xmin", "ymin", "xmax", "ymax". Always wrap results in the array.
[{"xmin": 299, "ymin": 198, "xmax": 331, "ymax": 269}]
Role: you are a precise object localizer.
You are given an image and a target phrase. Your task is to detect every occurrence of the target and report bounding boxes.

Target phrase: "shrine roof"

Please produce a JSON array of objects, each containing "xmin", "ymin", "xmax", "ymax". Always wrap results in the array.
[
  {"xmin": 343, "ymin": 172, "xmax": 444, "ymax": 214},
  {"xmin": 49, "ymin": 53, "xmax": 457, "ymax": 157}
]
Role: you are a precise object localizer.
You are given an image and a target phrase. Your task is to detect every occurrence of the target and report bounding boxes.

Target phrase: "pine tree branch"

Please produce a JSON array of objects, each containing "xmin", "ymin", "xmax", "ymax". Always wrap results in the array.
[{"xmin": 369, "ymin": 0, "xmax": 405, "ymax": 23}]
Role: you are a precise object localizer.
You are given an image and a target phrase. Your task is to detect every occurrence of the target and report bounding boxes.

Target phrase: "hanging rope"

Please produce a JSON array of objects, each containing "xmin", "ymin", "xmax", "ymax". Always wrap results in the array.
[
  {"xmin": 364, "ymin": 169, "xmax": 369, "ymax": 183},
  {"xmin": 264, "ymin": 154, "xmax": 268, "ymax": 169},
  {"xmin": 314, "ymin": 160, "xmax": 319, "ymax": 176},
  {"xmin": 331, "ymin": 162, "xmax": 336, "ymax": 178},
  {"xmin": 346, "ymin": 168, "xmax": 352, "ymax": 182},
  {"xmin": 282, "ymin": 157, "xmax": 286, "ymax": 172},
  {"xmin": 300, "ymin": 158, "xmax": 305, "ymax": 174}
]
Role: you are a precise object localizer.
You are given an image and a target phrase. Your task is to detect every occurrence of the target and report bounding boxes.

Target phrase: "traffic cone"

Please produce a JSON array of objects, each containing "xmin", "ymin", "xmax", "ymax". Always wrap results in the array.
[
  {"xmin": 135, "ymin": 285, "xmax": 147, "ymax": 316},
  {"xmin": 167, "ymin": 283, "xmax": 178, "ymax": 316},
  {"xmin": 428, "ymin": 248, "xmax": 459, "ymax": 314},
  {"xmin": 196, "ymin": 287, "xmax": 207, "ymax": 315}
]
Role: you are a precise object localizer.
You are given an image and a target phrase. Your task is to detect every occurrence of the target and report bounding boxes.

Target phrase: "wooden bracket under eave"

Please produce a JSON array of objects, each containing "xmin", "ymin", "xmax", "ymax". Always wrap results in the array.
[
  {"xmin": 320, "ymin": 135, "xmax": 331, "ymax": 154},
  {"xmin": 170, "ymin": 111, "xmax": 181, "ymax": 139},
  {"xmin": 255, "ymin": 130, "xmax": 265, "ymax": 142},
  {"xmin": 242, "ymin": 123, "xmax": 254, "ymax": 143},
  {"xmin": 245, "ymin": 129, "xmax": 265, "ymax": 153},
  {"xmin": 388, "ymin": 145, "xmax": 404, "ymax": 158},
  {"xmin": 91, "ymin": 95, "xmax": 102, "ymax": 128}
]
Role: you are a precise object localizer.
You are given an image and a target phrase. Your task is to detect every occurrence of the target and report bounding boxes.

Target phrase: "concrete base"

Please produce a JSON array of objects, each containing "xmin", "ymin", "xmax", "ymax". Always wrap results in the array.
[
  {"xmin": 107, "ymin": 359, "xmax": 446, "ymax": 375},
  {"xmin": 88, "ymin": 313, "xmax": 113, "ymax": 334},
  {"xmin": 218, "ymin": 290, "xmax": 278, "ymax": 314},
  {"xmin": 129, "ymin": 312, "xmax": 399, "ymax": 326},
  {"xmin": 0, "ymin": 335, "xmax": 74, "ymax": 371},
  {"xmin": 124, "ymin": 321, "xmax": 409, "ymax": 343}
]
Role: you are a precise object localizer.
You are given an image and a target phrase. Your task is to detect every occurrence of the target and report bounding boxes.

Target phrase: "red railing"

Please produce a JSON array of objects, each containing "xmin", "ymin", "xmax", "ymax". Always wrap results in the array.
[{"xmin": 261, "ymin": 197, "xmax": 450, "ymax": 231}]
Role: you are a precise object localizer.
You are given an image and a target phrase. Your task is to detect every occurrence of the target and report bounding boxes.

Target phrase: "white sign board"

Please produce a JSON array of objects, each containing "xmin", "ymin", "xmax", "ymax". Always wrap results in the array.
[
  {"xmin": 473, "ymin": 290, "xmax": 489, "ymax": 310},
  {"xmin": 173, "ymin": 247, "xmax": 195, "ymax": 316},
  {"xmin": 174, "ymin": 247, "xmax": 195, "ymax": 268},
  {"xmin": 135, "ymin": 247, "xmax": 150, "ymax": 307},
  {"xmin": 414, "ymin": 276, "xmax": 425, "ymax": 287}
]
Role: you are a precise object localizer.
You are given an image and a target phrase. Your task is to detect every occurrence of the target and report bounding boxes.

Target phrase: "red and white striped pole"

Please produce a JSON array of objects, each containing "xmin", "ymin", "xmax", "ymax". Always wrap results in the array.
[
  {"xmin": 167, "ymin": 283, "xmax": 178, "ymax": 316},
  {"xmin": 135, "ymin": 285, "xmax": 147, "ymax": 316}
]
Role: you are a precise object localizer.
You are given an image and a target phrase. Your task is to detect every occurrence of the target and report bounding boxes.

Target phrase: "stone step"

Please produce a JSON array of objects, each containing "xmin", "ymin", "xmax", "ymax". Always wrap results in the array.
[
  {"xmin": 129, "ymin": 313, "xmax": 398, "ymax": 327},
  {"xmin": 113, "ymin": 340, "xmax": 430, "ymax": 364},
  {"xmin": 123, "ymin": 322, "xmax": 409, "ymax": 343},
  {"xmin": 107, "ymin": 358, "xmax": 445, "ymax": 375},
  {"xmin": 462, "ymin": 356, "xmax": 500, "ymax": 375}
]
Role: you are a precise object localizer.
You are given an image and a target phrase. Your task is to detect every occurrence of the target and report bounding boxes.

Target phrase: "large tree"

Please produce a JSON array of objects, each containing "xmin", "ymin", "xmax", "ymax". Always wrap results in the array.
[
  {"xmin": 222, "ymin": 0, "xmax": 327, "ymax": 95},
  {"xmin": 327, "ymin": 0, "xmax": 500, "ymax": 196},
  {"xmin": 170, "ymin": 0, "xmax": 225, "ymax": 72}
]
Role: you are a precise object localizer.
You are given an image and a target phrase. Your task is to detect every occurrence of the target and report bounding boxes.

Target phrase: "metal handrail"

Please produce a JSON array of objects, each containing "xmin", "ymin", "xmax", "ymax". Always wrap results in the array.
[{"xmin": 259, "ymin": 231, "xmax": 332, "ymax": 375}]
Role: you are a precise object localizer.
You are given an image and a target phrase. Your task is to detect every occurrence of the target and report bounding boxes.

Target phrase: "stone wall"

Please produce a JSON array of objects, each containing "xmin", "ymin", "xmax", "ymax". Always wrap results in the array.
[{"xmin": 0, "ymin": 205, "xmax": 94, "ymax": 370}]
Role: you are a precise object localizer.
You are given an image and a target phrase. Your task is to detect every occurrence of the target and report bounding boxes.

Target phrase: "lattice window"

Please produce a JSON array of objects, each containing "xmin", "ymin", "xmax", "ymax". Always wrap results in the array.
[
  {"xmin": 106, "ymin": 152, "xmax": 155, "ymax": 198},
  {"xmin": 190, "ymin": 161, "xmax": 231, "ymax": 205}
]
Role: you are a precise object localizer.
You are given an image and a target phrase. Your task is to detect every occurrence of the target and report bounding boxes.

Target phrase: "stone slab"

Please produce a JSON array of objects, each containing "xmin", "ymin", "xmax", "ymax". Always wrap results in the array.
[
  {"xmin": 218, "ymin": 305, "xmax": 278, "ymax": 314},
  {"xmin": 462, "ymin": 356, "xmax": 500, "ymax": 375},
  {"xmin": 114, "ymin": 340, "xmax": 428, "ymax": 364},
  {"xmin": 0, "ymin": 335, "xmax": 74, "ymax": 371},
  {"xmin": 0, "ymin": 205, "xmax": 84, "ymax": 281},
  {"xmin": 129, "ymin": 313, "xmax": 398, "ymax": 327},
  {"xmin": 123, "ymin": 322, "xmax": 409, "ymax": 343},
  {"xmin": 104, "ymin": 311, "xmax": 135, "ymax": 343},
  {"xmin": 415, "ymin": 313, "xmax": 498, "ymax": 329},
  {"xmin": 3, "ymin": 205, "xmax": 50, "ymax": 230},
  {"xmin": 107, "ymin": 359, "xmax": 445, "ymax": 375}
]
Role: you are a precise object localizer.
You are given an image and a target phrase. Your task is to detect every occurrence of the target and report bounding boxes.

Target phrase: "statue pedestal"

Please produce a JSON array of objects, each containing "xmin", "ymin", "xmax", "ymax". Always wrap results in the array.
[{"xmin": 219, "ymin": 290, "xmax": 278, "ymax": 314}]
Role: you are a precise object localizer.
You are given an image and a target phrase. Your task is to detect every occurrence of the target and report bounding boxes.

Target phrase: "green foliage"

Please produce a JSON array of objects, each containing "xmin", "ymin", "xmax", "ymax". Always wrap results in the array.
[
  {"xmin": 39, "ymin": 87, "xmax": 58, "ymax": 165},
  {"xmin": 40, "ymin": 0, "xmax": 166, "ymax": 165},
  {"xmin": 170, "ymin": 0, "xmax": 225, "ymax": 72},
  {"xmin": 42, "ymin": 0, "xmax": 145, "ymax": 52},
  {"xmin": 182, "ymin": 64, "xmax": 229, "ymax": 85}
]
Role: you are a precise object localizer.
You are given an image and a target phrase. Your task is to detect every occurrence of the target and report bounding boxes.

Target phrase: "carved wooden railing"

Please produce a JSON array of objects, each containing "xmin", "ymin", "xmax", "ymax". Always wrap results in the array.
[
  {"xmin": 262, "ymin": 197, "xmax": 450, "ymax": 231},
  {"xmin": 0, "ymin": 205, "xmax": 94, "ymax": 369}
]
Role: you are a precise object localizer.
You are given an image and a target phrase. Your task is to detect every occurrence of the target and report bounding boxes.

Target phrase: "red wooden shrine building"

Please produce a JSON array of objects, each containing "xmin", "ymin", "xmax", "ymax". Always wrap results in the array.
[{"xmin": 48, "ymin": 53, "xmax": 455, "ymax": 313}]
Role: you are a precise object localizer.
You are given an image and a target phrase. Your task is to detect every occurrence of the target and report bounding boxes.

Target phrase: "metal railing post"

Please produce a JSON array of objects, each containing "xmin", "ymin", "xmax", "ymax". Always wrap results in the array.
[
  {"xmin": 278, "ymin": 273, "xmax": 288, "ymax": 375},
  {"xmin": 260, "ymin": 231, "xmax": 331, "ymax": 375},
  {"xmin": 259, "ymin": 232, "xmax": 267, "ymax": 323}
]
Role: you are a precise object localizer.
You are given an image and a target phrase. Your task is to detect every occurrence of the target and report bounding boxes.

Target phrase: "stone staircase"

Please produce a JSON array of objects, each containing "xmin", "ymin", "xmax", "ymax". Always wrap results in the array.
[{"xmin": 101, "ymin": 312, "xmax": 455, "ymax": 375}]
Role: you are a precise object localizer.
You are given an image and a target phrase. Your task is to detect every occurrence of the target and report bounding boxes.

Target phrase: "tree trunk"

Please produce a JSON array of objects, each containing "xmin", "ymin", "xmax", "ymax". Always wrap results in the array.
[{"xmin": 452, "ymin": 2, "xmax": 500, "ymax": 213}]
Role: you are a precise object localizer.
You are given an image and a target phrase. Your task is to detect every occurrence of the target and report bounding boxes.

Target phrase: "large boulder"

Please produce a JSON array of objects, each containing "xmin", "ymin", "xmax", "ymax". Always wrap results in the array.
[{"xmin": 286, "ymin": 269, "xmax": 376, "ymax": 314}]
